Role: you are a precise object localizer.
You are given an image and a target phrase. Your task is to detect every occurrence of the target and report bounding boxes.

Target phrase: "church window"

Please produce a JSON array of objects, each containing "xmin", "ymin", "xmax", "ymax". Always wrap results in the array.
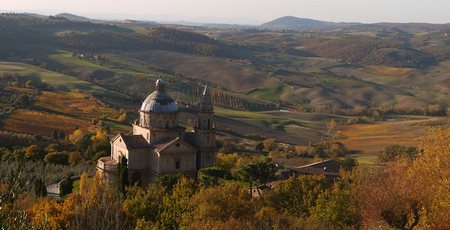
[
  {"xmin": 208, "ymin": 119, "xmax": 211, "ymax": 129},
  {"xmin": 175, "ymin": 160, "xmax": 180, "ymax": 169},
  {"xmin": 166, "ymin": 121, "xmax": 169, "ymax": 129},
  {"xmin": 176, "ymin": 143, "xmax": 180, "ymax": 147}
]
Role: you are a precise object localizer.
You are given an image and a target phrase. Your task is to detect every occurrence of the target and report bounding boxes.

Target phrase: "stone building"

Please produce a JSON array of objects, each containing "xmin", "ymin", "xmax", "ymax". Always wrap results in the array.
[{"xmin": 97, "ymin": 79, "xmax": 216, "ymax": 186}]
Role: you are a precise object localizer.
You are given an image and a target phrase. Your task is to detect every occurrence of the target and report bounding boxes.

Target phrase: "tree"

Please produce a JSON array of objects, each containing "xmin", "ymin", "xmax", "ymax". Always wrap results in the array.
[
  {"xmin": 60, "ymin": 175, "xmax": 73, "ymax": 196},
  {"xmin": 378, "ymin": 145, "xmax": 418, "ymax": 162},
  {"xmin": 268, "ymin": 175, "xmax": 330, "ymax": 218},
  {"xmin": 341, "ymin": 157, "xmax": 358, "ymax": 171},
  {"xmin": 52, "ymin": 130, "xmax": 59, "ymax": 140},
  {"xmin": 239, "ymin": 161, "xmax": 277, "ymax": 196},
  {"xmin": 24, "ymin": 80, "xmax": 34, "ymax": 88},
  {"xmin": 255, "ymin": 141, "xmax": 264, "ymax": 152},
  {"xmin": 197, "ymin": 166, "xmax": 228, "ymax": 187},
  {"xmin": 156, "ymin": 173, "xmax": 185, "ymax": 194},
  {"xmin": 25, "ymin": 144, "xmax": 45, "ymax": 160},
  {"xmin": 409, "ymin": 121, "xmax": 450, "ymax": 229},
  {"xmin": 44, "ymin": 152, "xmax": 69, "ymax": 165},
  {"xmin": 33, "ymin": 178, "xmax": 47, "ymax": 197},
  {"xmin": 311, "ymin": 186, "xmax": 360, "ymax": 229},
  {"xmin": 14, "ymin": 94, "xmax": 30, "ymax": 107},
  {"xmin": 124, "ymin": 185, "xmax": 166, "ymax": 223},
  {"xmin": 158, "ymin": 177, "xmax": 197, "ymax": 229},
  {"xmin": 216, "ymin": 152, "xmax": 238, "ymax": 170},
  {"xmin": 263, "ymin": 139, "xmax": 277, "ymax": 152},
  {"xmin": 89, "ymin": 128, "xmax": 110, "ymax": 160},
  {"xmin": 130, "ymin": 170, "xmax": 142, "ymax": 187},
  {"xmin": 181, "ymin": 183, "xmax": 253, "ymax": 228},
  {"xmin": 117, "ymin": 112, "xmax": 127, "ymax": 123},
  {"xmin": 116, "ymin": 156, "xmax": 129, "ymax": 194},
  {"xmin": 68, "ymin": 151, "xmax": 83, "ymax": 166},
  {"xmin": 356, "ymin": 159, "xmax": 422, "ymax": 229},
  {"xmin": 68, "ymin": 129, "xmax": 87, "ymax": 151},
  {"xmin": 327, "ymin": 119, "xmax": 337, "ymax": 134}
]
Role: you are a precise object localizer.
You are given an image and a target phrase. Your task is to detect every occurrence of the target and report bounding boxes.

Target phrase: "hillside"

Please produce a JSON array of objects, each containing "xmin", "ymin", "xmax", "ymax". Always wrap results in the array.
[
  {"xmin": 260, "ymin": 16, "xmax": 450, "ymax": 32},
  {"xmin": 260, "ymin": 16, "xmax": 358, "ymax": 31},
  {"xmin": 0, "ymin": 13, "xmax": 448, "ymax": 144}
]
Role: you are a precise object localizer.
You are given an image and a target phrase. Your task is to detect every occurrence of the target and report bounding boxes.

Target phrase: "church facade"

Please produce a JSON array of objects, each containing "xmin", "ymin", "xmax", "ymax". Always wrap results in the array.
[{"xmin": 96, "ymin": 79, "xmax": 216, "ymax": 186}]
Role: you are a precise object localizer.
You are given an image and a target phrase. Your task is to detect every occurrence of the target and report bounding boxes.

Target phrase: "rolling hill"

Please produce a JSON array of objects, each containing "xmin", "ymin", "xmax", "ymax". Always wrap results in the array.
[
  {"xmin": 260, "ymin": 16, "xmax": 359, "ymax": 31},
  {"xmin": 260, "ymin": 16, "xmax": 450, "ymax": 32},
  {"xmin": 0, "ymin": 13, "xmax": 448, "ymax": 145}
]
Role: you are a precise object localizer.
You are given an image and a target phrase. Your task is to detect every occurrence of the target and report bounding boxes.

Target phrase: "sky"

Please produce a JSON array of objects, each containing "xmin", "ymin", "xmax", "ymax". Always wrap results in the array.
[{"xmin": 1, "ymin": 0, "xmax": 449, "ymax": 25}]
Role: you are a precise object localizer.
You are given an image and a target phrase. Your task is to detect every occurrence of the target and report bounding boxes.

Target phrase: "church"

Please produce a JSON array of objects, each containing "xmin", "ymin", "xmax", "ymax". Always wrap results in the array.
[{"xmin": 97, "ymin": 79, "xmax": 216, "ymax": 186}]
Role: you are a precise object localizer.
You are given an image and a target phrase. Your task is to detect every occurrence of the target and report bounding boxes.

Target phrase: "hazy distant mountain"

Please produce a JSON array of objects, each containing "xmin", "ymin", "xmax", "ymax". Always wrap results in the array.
[
  {"xmin": 261, "ymin": 16, "xmax": 450, "ymax": 32},
  {"xmin": 55, "ymin": 13, "xmax": 90, "ymax": 22},
  {"xmin": 260, "ymin": 16, "xmax": 359, "ymax": 31}
]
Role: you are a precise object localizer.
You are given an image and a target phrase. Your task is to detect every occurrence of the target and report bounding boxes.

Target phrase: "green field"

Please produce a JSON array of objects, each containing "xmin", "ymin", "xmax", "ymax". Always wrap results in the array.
[{"xmin": 0, "ymin": 61, "xmax": 128, "ymax": 99}]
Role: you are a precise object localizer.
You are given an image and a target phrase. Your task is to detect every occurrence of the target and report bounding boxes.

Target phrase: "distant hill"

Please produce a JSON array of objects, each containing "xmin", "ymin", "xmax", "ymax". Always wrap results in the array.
[
  {"xmin": 55, "ymin": 13, "xmax": 90, "ymax": 22},
  {"xmin": 261, "ymin": 16, "xmax": 450, "ymax": 32},
  {"xmin": 0, "ymin": 13, "xmax": 228, "ymax": 57},
  {"xmin": 260, "ymin": 16, "xmax": 359, "ymax": 31}
]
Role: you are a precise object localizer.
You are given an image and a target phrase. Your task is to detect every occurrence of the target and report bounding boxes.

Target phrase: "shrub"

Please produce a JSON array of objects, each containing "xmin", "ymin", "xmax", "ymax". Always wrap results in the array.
[
  {"xmin": 378, "ymin": 145, "xmax": 418, "ymax": 162},
  {"xmin": 59, "ymin": 175, "xmax": 73, "ymax": 196},
  {"xmin": 44, "ymin": 152, "xmax": 69, "ymax": 165}
]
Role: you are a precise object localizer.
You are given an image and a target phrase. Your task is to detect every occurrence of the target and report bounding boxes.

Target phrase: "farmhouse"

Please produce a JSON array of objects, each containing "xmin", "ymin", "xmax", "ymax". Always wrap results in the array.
[{"xmin": 97, "ymin": 79, "xmax": 216, "ymax": 186}]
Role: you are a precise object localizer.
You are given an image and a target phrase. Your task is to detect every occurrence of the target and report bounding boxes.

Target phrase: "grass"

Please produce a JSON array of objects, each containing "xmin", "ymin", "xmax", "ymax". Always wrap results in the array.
[
  {"xmin": 339, "ymin": 116, "xmax": 442, "ymax": 155},
  {"xmin": 352, "ymin": 154, "xmax": 379, "ymax": 169},
  {"xmin": 101, "ymin": 120, "xmax": 132, "ymax": 133},
  {"xmin": 72, "ymin": 177, "xmax": 94, "ymax": 193},
  {"xmin": 2, "ymin": 109, "xmax": 95, "ymax": 136},
  {"xmin": 365, "ymin": 65, "xmax": 415, "ymax": 77},
  {"xmin": 248, "ymin": 82, "xmax": 286, "ymax": 101},
  {"xmin": 214, "ymin": 106, "xmax": 330, "ymax": 145},
  {"xmin": 119, "ymin": 50, "xmax": 274, "ymax": 92},
  {"xmin": 0, "ymin": 61, "xmax": 128, "ymax": 99},
  {"xmin": 34, "ymin": 91, "xmax": 121, "ymax": 120}
]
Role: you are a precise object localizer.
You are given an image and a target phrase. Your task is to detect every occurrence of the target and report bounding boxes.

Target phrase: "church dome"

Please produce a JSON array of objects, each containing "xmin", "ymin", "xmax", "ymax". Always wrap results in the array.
[{"xmin": 140, "ymin": 79, "xmax": 178, "ymax": 113}]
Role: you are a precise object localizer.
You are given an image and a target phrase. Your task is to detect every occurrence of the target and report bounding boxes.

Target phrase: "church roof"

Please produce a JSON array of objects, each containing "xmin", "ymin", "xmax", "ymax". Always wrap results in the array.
[
  {"xmin": 154, "ymin": 137, "xmax": 198, "ymax": 152},
  {"xmin": 141, "ymin": 79, "xmax": 178, "ymax": 113},
  {"xmin": 113, "ymin": 133, "xmax": 149, "ymax": 149}
]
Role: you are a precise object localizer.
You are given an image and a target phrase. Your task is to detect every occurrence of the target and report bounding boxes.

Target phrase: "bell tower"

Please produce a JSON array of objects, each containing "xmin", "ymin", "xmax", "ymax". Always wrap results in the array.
[{"xmin": 195, "ymin": 85, "xmax": 216, "ymax": 169}]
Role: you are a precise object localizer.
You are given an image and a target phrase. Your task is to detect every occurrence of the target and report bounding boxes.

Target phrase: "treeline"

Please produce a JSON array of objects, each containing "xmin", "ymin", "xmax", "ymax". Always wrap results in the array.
[
  {"xmin": 303, "ymin": 36, "xmax": 436, "ymax": 68},
  {"xmin": 0, "ymin": 14, "xmax": 228, "ymax": 58},
  {"xmin": 58, "ymin": 27, "xmax": 224, "ymax": 56},
  {"xmin": 170, "ymin": 83, "xmax": 277, "ymax": 111},
  {"xmin": 1, "ymin": 119, "xmax": 449, "ymax": 229}
]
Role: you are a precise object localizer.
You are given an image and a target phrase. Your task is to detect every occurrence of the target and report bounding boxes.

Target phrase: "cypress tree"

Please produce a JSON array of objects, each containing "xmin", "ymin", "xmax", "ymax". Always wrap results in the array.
[
  {"xmin": 116, "ymin": 156, "xmax": 129, "ymax": 193},
  {"xmin": 34, "ymin": 178, "xmax": 47, "ymax": 197}
]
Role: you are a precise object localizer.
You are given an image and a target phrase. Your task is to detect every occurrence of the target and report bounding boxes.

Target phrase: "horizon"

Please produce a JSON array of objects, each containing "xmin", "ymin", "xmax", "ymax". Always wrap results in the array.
[{"xmin": 1, "ymin": 0, "xmax": 450, "ymax": 25}]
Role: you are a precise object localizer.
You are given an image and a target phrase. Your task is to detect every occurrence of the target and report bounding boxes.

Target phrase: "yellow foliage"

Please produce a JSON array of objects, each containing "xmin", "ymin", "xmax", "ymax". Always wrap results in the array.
[
  {"xmin": 263, "ymin": 138, "xmax": 277, "ymax": 151},
  {"xmin": 216, "ymin": 152, "xmax": 239, "ymax": 169},
  {"xmin": 79, "ymin": 172, "xmax": 90, "ymax": 197},
  {"xmin": 28, "ymin": 199, "xmax": 66, "ymax": 230},
  {"xmin": 117, "ymin": 112, "xmax": 127, "ymax": 123},
  {"xmin": 411, "ymin": 122, "xmax": 450, "ymax": 229},
  {"xmin": 91, "ymin": 128, "xmax": 108, "ymax": 143},
  {"xmin": 69, "ymin": 129, "xmax": 85, "ymax": 145}
]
